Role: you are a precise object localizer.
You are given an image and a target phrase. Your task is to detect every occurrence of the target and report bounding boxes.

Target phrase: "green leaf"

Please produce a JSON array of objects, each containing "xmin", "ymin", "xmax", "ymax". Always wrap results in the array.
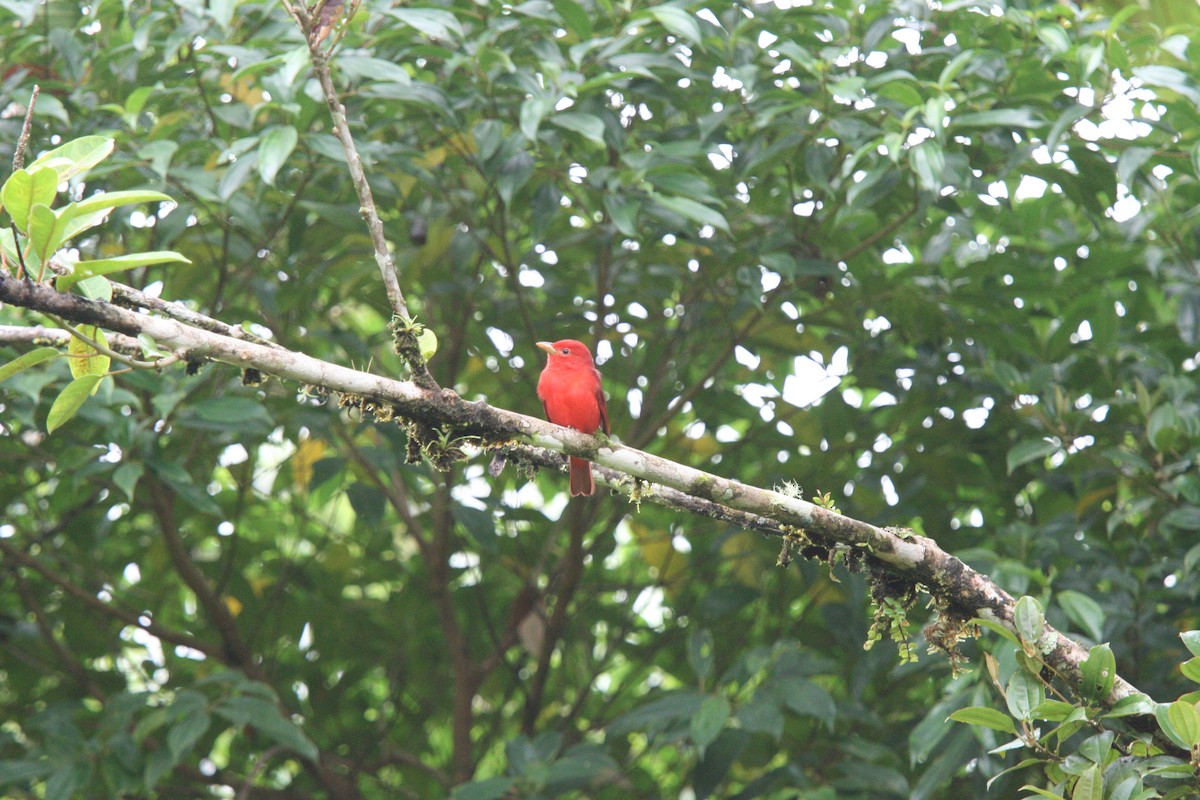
[
  {"xmin": 214, "ymin": 696, "xmax": 319, "ymax": 761},
  {"xmin": 549, "ymin": 112, "xmax": 606, "ymax": 146},
  {"xmin": 185, "ymin": 396, "xmax": 274, "ymax": 434},
  {"xmin": 972, "ymin": 617, "xmax": 1021, "ymax": 646},
  {"xmin": 387, "ymin": 8, "xmax": 464, "ymax": 39},
  {"xmin": 112, "ymin": 462, "xmax": 144, "ymax": 501},
  {"xmin": 1133, "ymin": 66, "xmax": 1200, "ymax": 106},
  {"xmin": 1182, "ymin": 631, "xmax": 1200, "ymax": 658},
  {"xmin": 1057, "ymin": 590, "xmax": 1104, "ymax": 641},
  {"xmin": 0, "ymin": 759, "xmax": 54, "ymax": 784},
  {"xmin": 1, "ymin": 167, "xmax": 59, "ymax": 230},
  {"xmin": 610, "ymin": 691, "xmax": 704, "ymax": 736},
  {"xmin": 688, "ymin": 629, "xmax": 714, "ymax": 682},
  {"xmin": 69, "ymin": 190, "xmax": 174, "ymax": 219},
  {"xmin": 1048, "ymin": 104, "xmax": 1093, "ymax": 151},
  {"xmin": 947, "ymin": 706, "xmax": 1016, "ymax": 733},
  {"xmin": 143, "ymin": 746, "xmax": 175, "ymax": 790},
  {"xmin": 495, "ymin": 151, "xmax": 534, "ymax": 206},
  {"xmin": 1013, "ymin": 596, "xmax": 1045, "ymax": 642},
  {"xmin": 451, "ymin": 777, "xmax": 517, "ymax": 800},
  {"xmin": 909, "ymin": 140, "xmax": 945, "ymax": 191},
  {"xmin": 1071, "ymin": 764, "xmax": 1102, "ymax": 800},
  {"xmin": 167, "ymin": 710, "xmax": 211, "ymax": 759},
  {"xmin": 139, "ymin": 140, "xmax": 179, "ymax": 180},
  {"xmin": 0, "ymin": 347, "xmax": 62, "ymax": 384},
  {"xmin": 147, "ymin": 457, "xmax": 223, "ymax": 515},
  {"xmin": 417, "ymin": 327, "xmax": 438, "ymax": 361},
  {"xmin": 28, "ymin": 203, "xmax": 70, "ymax": 263},
  {"xmin": 1020, "ymin": 786, "xmax": 1065, "ymax": 799},
  {"xmin": 1161, "ymin": 506, "xmax": 1200, "ymax": 532},
  {"xmin": 1103, "ymin": 693, "xmax": 1152, "ymax": 718},
  {"xmin": 951, "ymin": 109, "xmax": 1041, "ymax": 129},
  {"xmin": 258, "ymin": 125, "xmax": 299, "ymax": 186},
  {"xmin": 1005, "ymin": 671, "xmax": 1045, "ymax": 721},
  {"xmin": 690, "ymin": 695, "xmax": 730, "ymax": 748},
  {"xmin": 1079, "ymin": 644, "xmax": 1116, "ymax": 700},
  {"xmin": 74, "ymin": 275, "xmax": 113, "ymax": 301},
  {"xmin": 1036, "ymin": 25, "xmax": 1071, "ymax": 55},
  {"xmin": 44, "ymin": 762, "xmax": 91, "ymax": 800},
  {"xmin": 520, "ymin": 95, "xmax": 554, "ymax": 142},
  {"xmin": 27, "ymin": 136, "xmax": 115, "ymax": 181},
  {"xmin": 1007, "ymin": 438, "xmax": 1057, "ymax": 474},
  {"xmin": 58, "ymin": 252, "xmax": 191, "ymax": 290},
  {"xmin": 646, "ymin": 6, "xmax": 702, "ymax": 45},
  {"xmin": 937, "ymin": 49, "xmax": 975, "ymax": 87},
  {"xmin": 651, "ymin": 193, "xmax": 730, "ymax": 233},
  {"xmin": 67, "ymin": 325, "xmax": 111, "ymax": 383},
  {"xmin": 1147, "ymin": 405, "xmax": 1183, "ymax": 452},
  {"xmin": 1162, "ymin": 700, "xmax": 1200, "ymax": 747},
  {"xmin": 46, "ymin": 374, "xmax": 103, "ymax": 434},
  {"xmin": 553, "ymin": 0, "xmax": 592, "ymax": 39},
  {"xmin": 1077, "ymin": 731, "xmax": 1114, "ymax": 764},
  {"xmin": 780, "ymin": 678, "xmax": 836, "ymax": 729},
  {"xmin": 1031, "ymin": 700, "xmax": 1077, "ymax": 721},
  {"xmin": 339, "ymin": 55, "xmax": 412, "ymax": 85},
  {"xmin": 604, "ymin": 195, "xmax": 640, "ymax": 237}
]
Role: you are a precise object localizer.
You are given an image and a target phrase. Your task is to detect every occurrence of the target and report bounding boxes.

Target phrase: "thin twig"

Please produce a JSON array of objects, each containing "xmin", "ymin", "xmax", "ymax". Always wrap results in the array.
[
  {"xmin": 110, "ymin": 281, "xmax": 279, "ymax": 346},
  {"xmin": 279, "ymin": 0, "xmax": 405, "ymax": 317},
  {"xmin": 12, "ymin": 84, "xmax": 39, "ymax": 172},
  {"xmin": 279, "ymin": 0, "xmax": 438, "ymax": 390},
  {"xmin": 238, "ymin": 745, "xmax": 286, "ymax": 800},
  {"xmin": 48, "ymin": 314, "xmax": 183, "ymax": 370},
  {"xmin": 146, "ymin": 482, "xmax": 262, "ymax": 678},
  {"xmin": 12, "ymin": 571, "xmax": 107, "ymax": 701},
  {"xmin": 0, "ymin": 323, "xmax": 142, "ymax": 353}
]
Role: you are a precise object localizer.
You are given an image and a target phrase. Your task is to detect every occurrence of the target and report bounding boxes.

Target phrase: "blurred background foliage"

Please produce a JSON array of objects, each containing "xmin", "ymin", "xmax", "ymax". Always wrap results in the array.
[{"xmin": 2, "ymin": 0, "xmax": 1200, "ymax": 797}]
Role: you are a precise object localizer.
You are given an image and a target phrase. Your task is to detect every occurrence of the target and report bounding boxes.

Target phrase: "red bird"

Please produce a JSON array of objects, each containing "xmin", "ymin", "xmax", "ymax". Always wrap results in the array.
[{"xmin": 536, "ymin": 339, "xmax": 609, "ymax": 497}]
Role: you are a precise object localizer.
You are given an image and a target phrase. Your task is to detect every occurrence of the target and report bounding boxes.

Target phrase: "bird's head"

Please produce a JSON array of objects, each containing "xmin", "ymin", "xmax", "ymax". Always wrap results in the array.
[{"xmin": 537, "ymin": 339, "xmax": 595, "ymax": 367}]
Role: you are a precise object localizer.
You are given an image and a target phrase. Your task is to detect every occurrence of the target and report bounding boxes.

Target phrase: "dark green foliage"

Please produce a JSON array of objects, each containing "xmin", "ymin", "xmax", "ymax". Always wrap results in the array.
[{"xmin": 2, "ymin": 0, "xmax": 1200, "ymax": 797}]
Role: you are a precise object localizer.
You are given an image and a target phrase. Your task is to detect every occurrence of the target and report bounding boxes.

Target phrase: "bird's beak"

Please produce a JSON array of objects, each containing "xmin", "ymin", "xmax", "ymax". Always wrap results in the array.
[{"xmin": 536, "ymin": 341, "xmax": 556, "ymax": 355}]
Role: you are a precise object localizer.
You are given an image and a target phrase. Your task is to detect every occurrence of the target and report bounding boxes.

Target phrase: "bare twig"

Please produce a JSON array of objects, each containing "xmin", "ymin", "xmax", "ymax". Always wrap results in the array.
[
  {"xmin": 278, "ymin": 0, "xmax": 437, "ymax": 390},
  {"xmin": 238, "ymin": 746, "xmax": 286, "ymax": 800},
  {"xmin": 146, "ymin": 481, "xmax": 262, "ymax": 677},
  {"xmin": 47, "ymin": 314, "xmax": 183, "ymax": 370},
  {"xmin": 0, "ymin": 323, "xmax": 142, "ymax": 353},
  {"xmin": 12, "ymin": 84, "xmax": 39, "ymax": 172},
  {"xmin": 111, "ymin": 281, "xmax": 281, "ymax": 346}
]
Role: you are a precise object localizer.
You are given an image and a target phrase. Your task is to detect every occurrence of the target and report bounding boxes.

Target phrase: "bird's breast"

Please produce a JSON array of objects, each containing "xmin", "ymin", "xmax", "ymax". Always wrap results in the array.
[{"xmin": 538, "ymin": 368, "xmax": 603, "ymax": 433}]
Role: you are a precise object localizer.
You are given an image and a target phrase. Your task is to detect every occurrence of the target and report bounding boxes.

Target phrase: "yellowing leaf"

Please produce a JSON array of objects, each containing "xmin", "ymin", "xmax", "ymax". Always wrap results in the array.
[
  {"xmin": 67, "ymin": 325, "xmax": 111, "ymax": 386},
  {"xmin": 292, "ymin": 437, "xmax": 328, "ymax": 490},
  {"xmin": 223, "ymin": 595, "xmax": 244, "ymax": 617},
  {"xmin": 218, "ymin": 73, "xmax": 264, "ymax": 105},
  {"xmin": 720, "ymin": 530, "xmax": 763, "ymax": 587},
  {"xmin": 629, "ymin": 519, "xmax": 687, "ymax": 591},
  {"xmin": 420, "ymin": 145, "xmax": 448, "ymax": 169}
]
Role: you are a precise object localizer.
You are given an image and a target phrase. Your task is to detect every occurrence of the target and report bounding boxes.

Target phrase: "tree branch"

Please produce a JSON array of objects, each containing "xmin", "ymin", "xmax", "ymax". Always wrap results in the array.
[
  {"xmin": 0, "ymin": 271, "xmax": 1150, "ymax": 712},
  {"xmin": 146, "ymin": 479, "xmax": 262, "ymax": 677}
]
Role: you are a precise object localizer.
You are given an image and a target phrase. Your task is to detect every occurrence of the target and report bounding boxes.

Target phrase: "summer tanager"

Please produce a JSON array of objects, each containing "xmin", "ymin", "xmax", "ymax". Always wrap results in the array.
[{"xmin": 536, "ymin": 339, "xmax": 609, "ymax": 496}]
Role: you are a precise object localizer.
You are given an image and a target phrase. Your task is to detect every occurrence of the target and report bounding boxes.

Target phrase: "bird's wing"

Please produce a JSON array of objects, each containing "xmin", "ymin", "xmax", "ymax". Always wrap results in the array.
[{"xmin": 597, "ymin": 383, "xmax": 610, "ymax": 435}]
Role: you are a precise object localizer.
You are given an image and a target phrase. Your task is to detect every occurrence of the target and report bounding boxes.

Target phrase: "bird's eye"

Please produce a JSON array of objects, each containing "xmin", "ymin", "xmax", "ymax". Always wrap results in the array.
[{"xmin": 560, "ymin": 348, "xmax": 570, "ymax": 355}]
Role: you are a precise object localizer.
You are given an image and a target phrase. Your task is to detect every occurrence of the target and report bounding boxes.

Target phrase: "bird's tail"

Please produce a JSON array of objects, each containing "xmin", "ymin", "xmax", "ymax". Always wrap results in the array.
[{"xmin": 569, "ymin": 456, "xmax": 594, "ymax": 497}]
